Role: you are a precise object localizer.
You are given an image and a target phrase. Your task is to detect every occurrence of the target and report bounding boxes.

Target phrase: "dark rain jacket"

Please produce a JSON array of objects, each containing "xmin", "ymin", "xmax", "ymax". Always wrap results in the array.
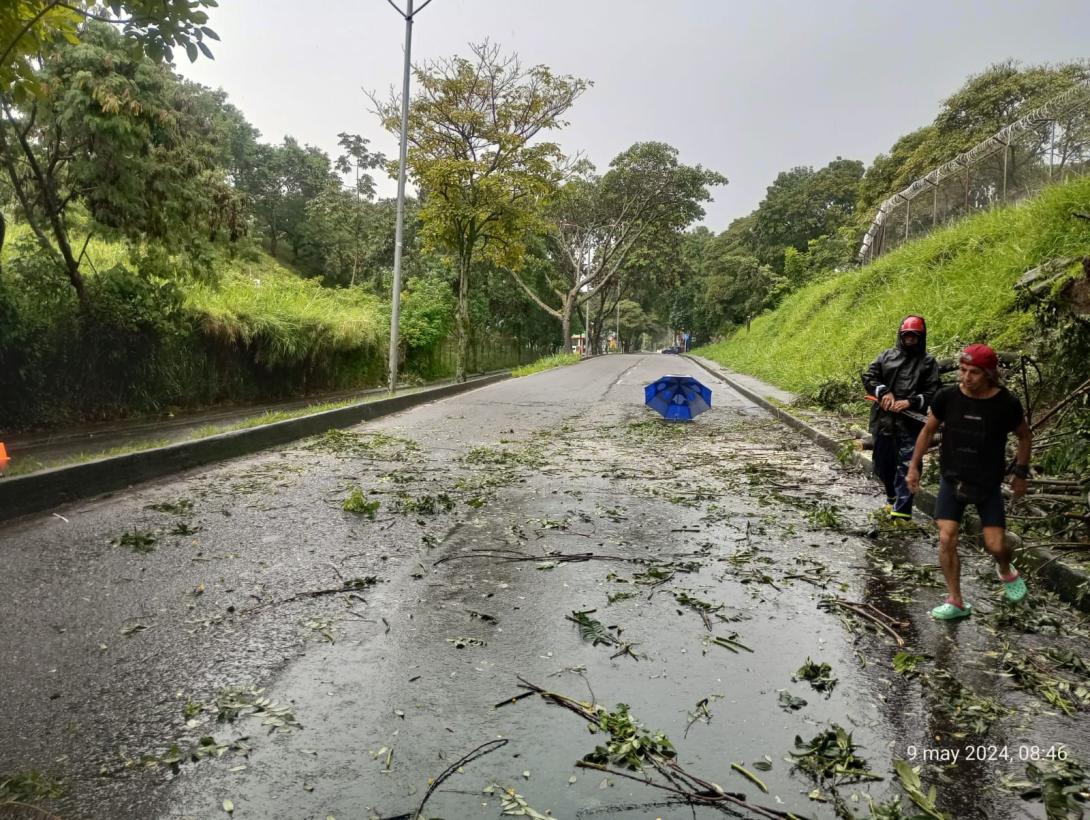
[{"xmin": 861, "ymin": 316, "xmax": 941, "ymax": 436}]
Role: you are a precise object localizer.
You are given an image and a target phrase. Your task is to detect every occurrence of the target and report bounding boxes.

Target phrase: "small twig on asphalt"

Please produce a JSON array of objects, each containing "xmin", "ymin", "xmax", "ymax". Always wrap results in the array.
[
  {"xmin": 493, "ymin": 690, "xmax": 536, "ymax": 710},
  {"xmin": 241, "ymin": 582, "xmax": 373, "ymax": 614},
  {"xmin": 325, "ymin": 561, "xmax": 344, "ymax": 581},
  {"xmin": 411, "ymin": 738, "xmax": 508, "ymax": 820},
  {"xmin": 610, "ymin": 642, "xmax": 641, "ymax": 661}
]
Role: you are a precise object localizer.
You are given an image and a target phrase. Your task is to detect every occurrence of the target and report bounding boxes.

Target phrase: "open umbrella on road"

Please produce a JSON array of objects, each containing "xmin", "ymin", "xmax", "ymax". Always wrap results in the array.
[{"xmin": 644, "ymin": 375, "xmax": 712, "ymax": 421}]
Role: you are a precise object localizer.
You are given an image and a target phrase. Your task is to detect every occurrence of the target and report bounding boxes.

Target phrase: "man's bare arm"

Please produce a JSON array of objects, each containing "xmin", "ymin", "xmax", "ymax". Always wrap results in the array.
[
  {"xmin": 906, "ymin": 412, "xmax": 940, "ymax": 493},
  {"xmin": 1010, "ymin": 418, "xmax": 1032, "ymax": 499}
]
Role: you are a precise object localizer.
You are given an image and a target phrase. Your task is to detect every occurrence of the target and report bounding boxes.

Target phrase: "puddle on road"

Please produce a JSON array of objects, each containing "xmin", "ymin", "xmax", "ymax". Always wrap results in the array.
[{"xmin": 149, "ymin": 396, "xmax": 1090, "ymax": 820}]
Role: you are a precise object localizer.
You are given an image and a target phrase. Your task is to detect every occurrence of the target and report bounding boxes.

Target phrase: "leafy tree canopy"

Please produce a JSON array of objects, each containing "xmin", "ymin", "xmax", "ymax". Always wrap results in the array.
[{"xmin": 1, "ymin": 0, "xmax": 219, "ymax": 104}]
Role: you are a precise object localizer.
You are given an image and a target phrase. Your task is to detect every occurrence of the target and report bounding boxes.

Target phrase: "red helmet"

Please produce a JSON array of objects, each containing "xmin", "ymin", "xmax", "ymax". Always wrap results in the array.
[{"xmin": 899, "ymin": 315, "xmax": 925, "ymax": 335}]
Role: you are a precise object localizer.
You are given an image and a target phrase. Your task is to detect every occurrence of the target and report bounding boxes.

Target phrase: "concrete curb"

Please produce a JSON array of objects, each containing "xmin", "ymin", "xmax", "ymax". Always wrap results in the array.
[
  {"xmin": 686, "ymin": 355, "xmax": 1090, "ymax": 612},
  {"xmin": 0, "ymin": 373, "xmax": 509, "ymax": 524}
]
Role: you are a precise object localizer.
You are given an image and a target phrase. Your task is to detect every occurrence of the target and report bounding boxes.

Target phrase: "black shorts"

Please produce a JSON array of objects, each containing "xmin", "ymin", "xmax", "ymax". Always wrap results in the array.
[{"xmin": 934, "ymin": 478, "xmax": 1006, "ymax": 528}]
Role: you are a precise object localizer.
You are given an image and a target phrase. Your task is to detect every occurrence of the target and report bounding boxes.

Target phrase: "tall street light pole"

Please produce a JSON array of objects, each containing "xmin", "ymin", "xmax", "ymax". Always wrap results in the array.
[{"xmin": 386, "ymin": 0, "xmax": 432, "ymax": 393}]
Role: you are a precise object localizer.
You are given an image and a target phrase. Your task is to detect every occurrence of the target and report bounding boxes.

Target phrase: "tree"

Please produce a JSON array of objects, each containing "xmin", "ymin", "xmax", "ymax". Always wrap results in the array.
[
  {"xmin": 700, "ymin": 250, "xmax": 779, "ymax": 330},
  {"xmin": 333, "ymin": 132, "xmax": 383, "ymax": 287},
  {"xmin": 373, "ymin": 41, "xmax": 589, "ymax": 381},
  {"xmin": 248, "ymin": 137, "xmax": 339, "ymax": 266},
  {"xmin": 616, "ymin": 298, "xmax": 657, "ymax": 352},
  {"xmin": 750, "ymin": 157, "xmax": 863, "ymax": 272},
  {"xmin": 855, "ymin": 61, "xmax": 1090, "ymax": 222},
  {"xmin": 0, "ymin": 23, "xmax": 226, "ymax": 306},
  {"xmin": 1, "ymin": 0, "xmax": 218, "ymax": 104},
  {"xmin": 509, "ymin": 142, "xmax": 725, "ymax": 352}
]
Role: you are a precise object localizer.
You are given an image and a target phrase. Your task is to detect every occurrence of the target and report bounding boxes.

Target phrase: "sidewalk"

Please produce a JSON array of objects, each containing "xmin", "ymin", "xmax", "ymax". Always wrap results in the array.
[
  {"xmin": 0, "ymin": 372, "xmax": 509, "ymax": 522},
  {"xmin": 688, "ymin": 354, "xmax": 1090, "ymax": 612},
  {"xmin": 2, "ymin": 373, "xmax": 501, "ymax": 477}
]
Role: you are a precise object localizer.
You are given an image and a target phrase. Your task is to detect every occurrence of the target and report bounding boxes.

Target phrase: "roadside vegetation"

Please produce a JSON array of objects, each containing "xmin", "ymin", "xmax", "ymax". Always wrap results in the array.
[
  {"xmin": 511, "ymin": 352, "xmax": 582, "ymax": 378},
  {"xmin": 697, "ymin": 176, "xmax": 1090, "ymax": 395}
]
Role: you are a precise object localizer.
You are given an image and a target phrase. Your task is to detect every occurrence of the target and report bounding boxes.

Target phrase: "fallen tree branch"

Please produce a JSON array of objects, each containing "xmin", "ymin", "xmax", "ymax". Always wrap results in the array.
[
  {"xmin": 512, "ymin": 679, "xmax": 800, "ymax": 819},
  {"xmin": 241, "ymin": 579, "xmax": 375, "ymax": 614},
  {"xmin": 434, "ymin": 549, "xmax": 647, "ymax": 567},
  {"xmin": 819, "ymin": 598, "xmax": 906, "ymax": 646}
]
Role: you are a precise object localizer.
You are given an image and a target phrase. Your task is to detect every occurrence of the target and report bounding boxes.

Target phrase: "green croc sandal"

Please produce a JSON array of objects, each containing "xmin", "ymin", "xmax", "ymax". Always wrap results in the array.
[
  {"xmin": 999, "ymin": 569, "xmax": 1027, "ymax": 603},
  {"xmin": 931, "ymin": 600, "xmax": 972, "ymax": 620}
]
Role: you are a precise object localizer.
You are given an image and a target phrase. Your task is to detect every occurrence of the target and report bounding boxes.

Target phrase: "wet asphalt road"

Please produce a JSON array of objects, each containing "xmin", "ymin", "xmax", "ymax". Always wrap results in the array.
[{"xmin": 3, "ymin": 354, "xmax": 1090, "ymax": 820}]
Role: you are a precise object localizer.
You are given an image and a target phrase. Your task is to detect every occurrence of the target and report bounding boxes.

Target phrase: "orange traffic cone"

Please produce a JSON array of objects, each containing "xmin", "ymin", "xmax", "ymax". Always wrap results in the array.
[{"xmin": 0, "ymin": 442, "xmax": 8, "ymax": 474}]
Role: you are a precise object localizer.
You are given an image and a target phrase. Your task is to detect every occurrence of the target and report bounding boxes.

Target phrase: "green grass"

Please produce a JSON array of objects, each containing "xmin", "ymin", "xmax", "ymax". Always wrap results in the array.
[
  {"xmin": 186, "ymin": 396, "xmax": 378, "ymax": 439},
  {"xmin": 4, "ymin": 439, "xmax": 172, "ymax": 477},
  {"xmin": 696, "ymin": 176, "xmax": 1090, "ymax": 397},
  {"xmin": 511, "ymin": 352, "xmax": 582, "ymax": 377},
  {"xmin": 186, "ymin": 256, "xmax": 387, "ymax": 368},
  {"xmin": 3, "ymin": 392, "xmax": 419, "ymax": 478},
  {"xmin": 3, "ymin": 221, "xmax": 389, "ymax": 373}
]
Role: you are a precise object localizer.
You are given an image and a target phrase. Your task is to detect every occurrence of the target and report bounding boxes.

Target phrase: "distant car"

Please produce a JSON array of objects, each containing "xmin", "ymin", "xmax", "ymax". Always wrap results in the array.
[{"xmin": 660, "ymin": 346, "xmax": 680, "ymax": 354}]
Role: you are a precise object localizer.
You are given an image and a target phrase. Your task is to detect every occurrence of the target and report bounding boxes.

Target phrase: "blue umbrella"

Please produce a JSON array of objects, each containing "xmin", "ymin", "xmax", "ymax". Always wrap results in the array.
[{"xmin": 644, "ymin": 375, "xmax": 712, "ymax": 421}]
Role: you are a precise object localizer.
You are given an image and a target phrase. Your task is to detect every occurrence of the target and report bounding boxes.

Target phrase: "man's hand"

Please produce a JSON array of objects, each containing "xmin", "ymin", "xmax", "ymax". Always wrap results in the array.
[
  {"xmin": 879, "ymin": 392, "xmax": 897, "ymax": 411},
  {"xmin": 891, "ymin": 399, "xmax": 911, "ymax": 413},
  {"xmin": 906, "ymin": 464, "xmax": 921, "ymax": 494},
  {"xmin": 1011, "ymin": 476, "xmax": 1028, "ymax": 499}
]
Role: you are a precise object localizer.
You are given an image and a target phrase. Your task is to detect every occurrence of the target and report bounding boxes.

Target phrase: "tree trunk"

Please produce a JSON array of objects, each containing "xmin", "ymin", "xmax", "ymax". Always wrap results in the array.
[
  {"xmin": 588, "ymin": 295, "xmax": 604, "ymax": 354},
  {"xmin": 455, "ymin": 250, "xmax": 471, "ymax": 382},
  {"xmin": 0, "ymin": 107, "xmax": 88, "ymax": 309},
  {"xmin": 60, "ymin": 234, "xmax": 88, "ymax": 309},
  {"xmin": 561, "ymin": 298, "xmax": 573, "ymax": 354}
]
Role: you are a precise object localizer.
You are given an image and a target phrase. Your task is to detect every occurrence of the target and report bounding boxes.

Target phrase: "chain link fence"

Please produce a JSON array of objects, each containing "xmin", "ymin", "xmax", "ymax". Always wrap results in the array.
[{"xmin": 859, "ymin": 80, "xmax": 1090, "ymax": 262}]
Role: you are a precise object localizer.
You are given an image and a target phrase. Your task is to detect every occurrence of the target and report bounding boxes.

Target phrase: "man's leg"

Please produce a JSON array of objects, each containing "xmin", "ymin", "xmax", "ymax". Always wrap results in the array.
[
  {"xmin": 937, "ymin": 519, "xmax": 964, "ymax": 608},
  {"xmin": 981, "ymin": 527, "xmax": 1012, "ymax": 577},
  {"xmin": 978, "ymin": 488, "xmax": 1027, "ymax": 601},
  {"xmin": 872, "ymin": 434, "xmax": 897, "ymax": 508},
  {"xmin": 931, "ymin": 479, "xmax": 971, "ymax": 618},
  {"xmin": 891, "ymin": 432, "xmax": 916, "ymax": 517}
]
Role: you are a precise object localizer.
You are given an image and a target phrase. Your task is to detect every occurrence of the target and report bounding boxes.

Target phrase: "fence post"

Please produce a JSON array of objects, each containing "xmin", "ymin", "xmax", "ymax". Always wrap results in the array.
[
  {"xmin": 1049, "ymin": 119, "xmax": 1057, "ymax": 180},
  {"xmin": 1002, "ymin": 138, "xmax": 1008, "ymax": 202},
  {"xmin": 964, "ymin": 160, "xmax": 970, "ymax": 210},
  {"xmin": 904, "ymin": 198, "xmax": 911, "ymax": 241}
]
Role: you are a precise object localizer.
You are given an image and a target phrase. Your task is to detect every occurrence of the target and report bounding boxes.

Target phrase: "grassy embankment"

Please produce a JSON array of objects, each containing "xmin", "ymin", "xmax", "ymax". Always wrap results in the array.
[
  {"xmin": 0, "ymin": 226, "xmax": 391, "ymax": 428},
  {"xmin": 697, "ymin": 176, "xmax": 1090, "ymax": 398}
]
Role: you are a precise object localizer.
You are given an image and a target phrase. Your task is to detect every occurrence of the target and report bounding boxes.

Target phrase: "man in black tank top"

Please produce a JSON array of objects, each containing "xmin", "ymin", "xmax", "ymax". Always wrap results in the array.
[{"xmin": 907, "ymin": 344, "xmax": 1032, "ymax": 620}]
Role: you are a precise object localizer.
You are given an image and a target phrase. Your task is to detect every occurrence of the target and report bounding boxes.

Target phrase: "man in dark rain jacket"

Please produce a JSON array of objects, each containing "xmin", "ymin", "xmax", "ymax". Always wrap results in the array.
[{"xmin": 861, "ymin": 315, "xmax": 941, "ymax": 519}]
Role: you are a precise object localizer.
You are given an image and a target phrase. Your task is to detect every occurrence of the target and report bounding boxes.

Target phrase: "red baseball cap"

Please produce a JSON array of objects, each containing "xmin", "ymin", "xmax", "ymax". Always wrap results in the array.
[{"xmin": 960, "ymin": 343, "xmax": 998, "ymax": 377}]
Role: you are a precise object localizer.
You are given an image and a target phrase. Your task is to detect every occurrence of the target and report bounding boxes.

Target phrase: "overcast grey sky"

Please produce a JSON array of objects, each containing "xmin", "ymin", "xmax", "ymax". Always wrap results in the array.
[{"xmin": 179, "ymin": 0, "xmax": 1090, "ymax": 231}]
